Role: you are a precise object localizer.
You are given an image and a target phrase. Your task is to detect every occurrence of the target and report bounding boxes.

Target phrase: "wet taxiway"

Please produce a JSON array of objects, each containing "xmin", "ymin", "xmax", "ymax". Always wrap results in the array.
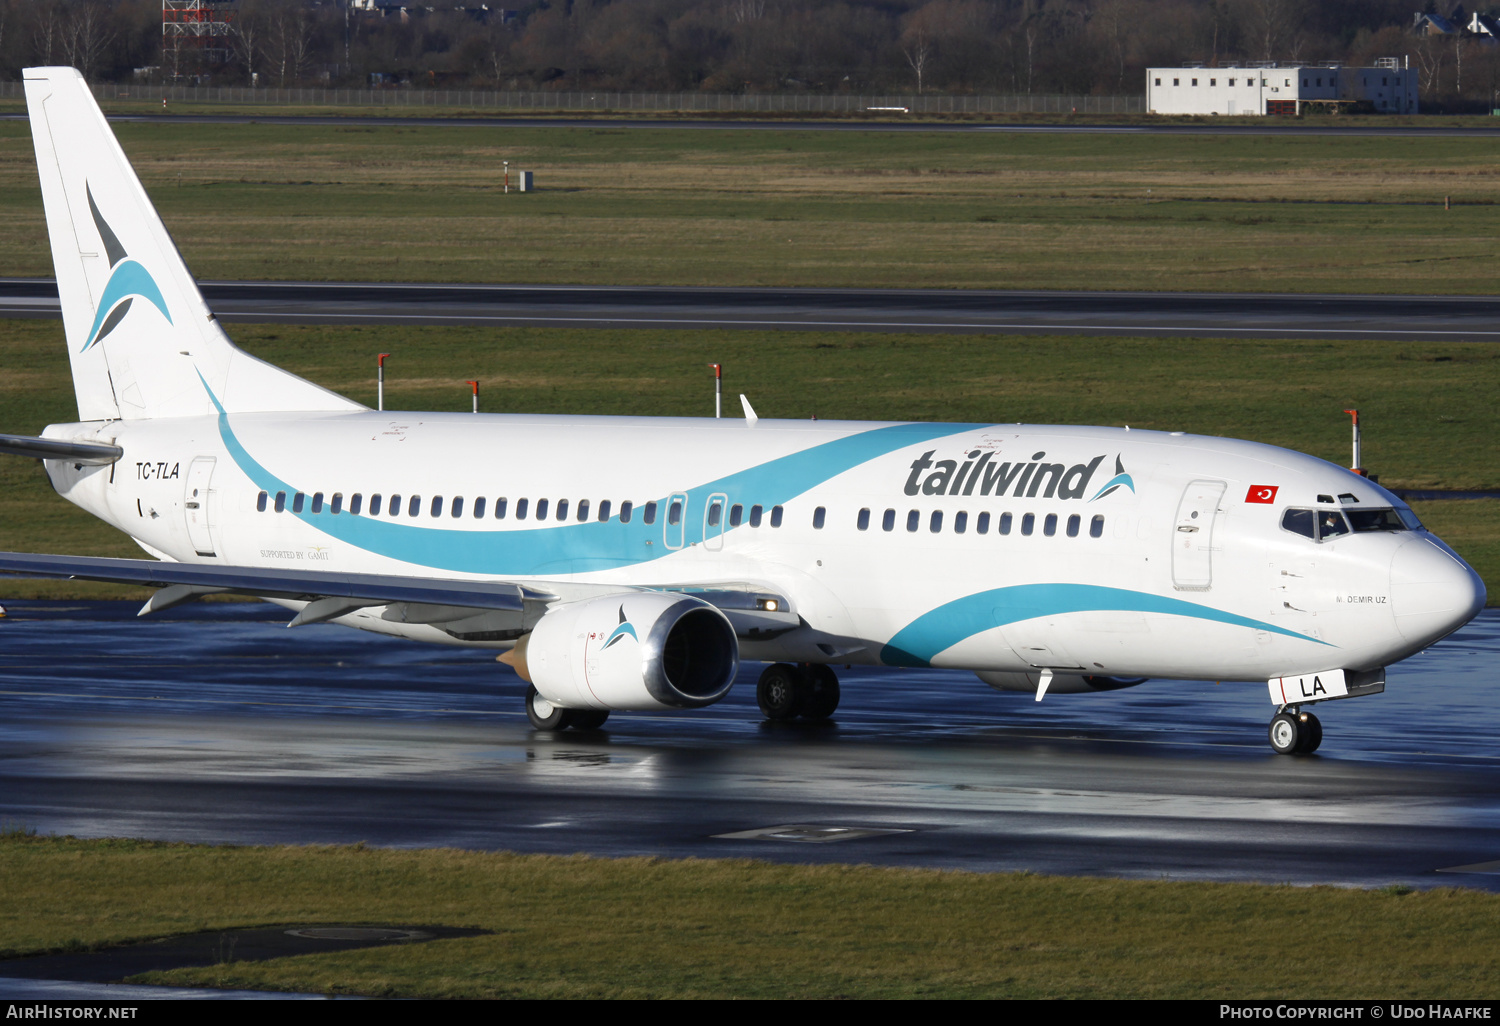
[{"xmin": 1, "ymin": 601, "xmax": 1497, "ymax": 889}]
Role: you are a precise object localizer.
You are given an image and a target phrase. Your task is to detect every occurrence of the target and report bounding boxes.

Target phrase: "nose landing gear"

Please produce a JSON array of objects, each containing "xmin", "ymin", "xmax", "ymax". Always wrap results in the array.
[{"xmin": 1269, "ymin": 707, "xmax": 1323, "ymax": 755}]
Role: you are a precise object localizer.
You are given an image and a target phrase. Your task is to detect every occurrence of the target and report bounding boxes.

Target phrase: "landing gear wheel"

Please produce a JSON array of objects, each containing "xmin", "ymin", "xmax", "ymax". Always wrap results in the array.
[
  {"xmin": 801, "ymin": 664, "xmax": 841, "ymax": 720},
  {"xmin": 1269, "ymin": 712, "xmax": 1302, "ymax": 755},
  {"xmin": 569, "ymin": 709, "xmax": 610, "ymax": 731},
  {"xmin": 526, "ymin": 685, "xmax": 571, "ymax": 730},
  {"xmin": 1296, "ymin": 711, "xmax": 1323, "ymax": 754},
  {"xmin": 757, "ymin": 663, "xmax": 805, "ymax": 721}
]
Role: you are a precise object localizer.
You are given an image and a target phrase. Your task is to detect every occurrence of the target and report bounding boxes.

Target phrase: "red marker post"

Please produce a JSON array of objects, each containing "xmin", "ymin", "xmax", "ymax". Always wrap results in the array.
[
  {"xmin": 377, "ymin": 353, "xmax": 391, "ymax": 411},
  {"xmin": 710, "ymin": 363, "xmax": 722, "ymax": 418},
  {"xmin": 467, "ymin": 380, "xmax": 480, "ymax": 414},
  {"xmin": 1344, "ymin": 409, "xmax": 1365, "ymax": 476}
]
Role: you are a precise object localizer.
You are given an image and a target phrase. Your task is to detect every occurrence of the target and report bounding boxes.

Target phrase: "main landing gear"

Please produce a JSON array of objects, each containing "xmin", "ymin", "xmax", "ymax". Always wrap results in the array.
[
  {"xmin": 1268, "ymin": 706, "xmax": 1323, "ymax": 755},
  {"xmin": 525, "ymin": 685, "xmax": 610, "ymax": 731},
  {"xmin": 756, "ymin": 663, "xmax": 841, "ymax": 722}
]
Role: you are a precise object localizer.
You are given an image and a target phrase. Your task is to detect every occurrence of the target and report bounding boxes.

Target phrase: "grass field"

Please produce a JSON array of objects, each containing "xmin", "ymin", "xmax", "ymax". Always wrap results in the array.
[
  {"xmin": 0, "ymin": 319, "xmax": 1493, "ymax": 601},
  {"xmin": 3, "ymin": 118, "xmax": 1500, "ymax": 291},
  {"xmin": 2, "ymin": 833, "xmax": 1498, "ymax": 998}
]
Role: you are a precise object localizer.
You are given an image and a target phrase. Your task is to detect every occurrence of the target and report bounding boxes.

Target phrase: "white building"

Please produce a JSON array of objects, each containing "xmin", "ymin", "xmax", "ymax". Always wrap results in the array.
[{"xmin": 1147, "ymin": 59, "xmax": 1418, "ymax": 116}]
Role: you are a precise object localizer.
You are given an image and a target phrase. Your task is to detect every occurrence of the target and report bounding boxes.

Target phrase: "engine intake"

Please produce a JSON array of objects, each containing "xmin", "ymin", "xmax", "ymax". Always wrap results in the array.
[{"xmin": 517, "ymin": 593, "xmax": 739, "ymax": 711}]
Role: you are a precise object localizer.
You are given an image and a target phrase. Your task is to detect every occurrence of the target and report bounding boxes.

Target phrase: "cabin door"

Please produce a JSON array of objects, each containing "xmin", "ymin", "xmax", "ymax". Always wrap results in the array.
[
  {"xmin": 1171, "ymin": 479, "xmax": 1226, "ymax": 590},
  {"xmin": 183, "ymin": 456, "xmax": 217, "ymax": 557}
]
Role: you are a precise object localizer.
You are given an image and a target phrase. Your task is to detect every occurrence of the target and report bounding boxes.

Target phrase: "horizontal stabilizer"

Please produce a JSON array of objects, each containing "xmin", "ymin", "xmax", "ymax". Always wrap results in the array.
[{"xmin": 0, "ymin": 433, "xmax": 122, "ymax": 465}]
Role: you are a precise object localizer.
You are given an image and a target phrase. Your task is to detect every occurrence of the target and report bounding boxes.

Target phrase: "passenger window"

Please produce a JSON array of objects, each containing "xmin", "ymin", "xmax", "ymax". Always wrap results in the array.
[
  {"xmin": 1067, "ymin": 514, "xmax": 1080, "ymax": 538},
  {"xmin": 954, "ymin": 511, "xmax": 967, "ymax": 534},
  {"xmin": 857, "ymin": 508, "xmax": 870, "ymax": 531},
  {"xmin": 906, "ymin": 510, "xmax": 919, "ymax": 532},
  {"xmin": 451, "ymin": 497, "xmax": 464, "ymax": 518},
  {"xmin": 274, "ymin": 491, "xmax": 286, "ymax": 513},
  {"xmin": 620, "ymin": 500, "xmax": 633, "ymax": 523},
  {"xmin": 1021, "ymin": 513, "xmax": 1035, "ymax": 536},
  {"xmin": 1282, "ymin": 508, "xmax": 1316, "ymax": 539},
  {"xmin": 1318, "ymin": 510, "xmax": 1350, "ymax": 539},
  {"xmin": 643, "ymin": 501, "xmax": 657, "ymax": 525},
  {"xmin": 350, "ymin": 493, "xmax": 363, "ymax": 515},
  {"xmin": 770, "ymin": 505, "xmax": 784, "ymax": 527},
  {"xmin": 311, "ymin": 492, "xmax": 323, "ymax": 514},
  {"xmin": 331, "ymin": 493, "xmax": 343, "ymax": 515},
  {"xmin": 516, "ymin": 498, "xmax": 528, "ymax": 520},
  {"xmin": 257, "ymin": 491, "xmax": 267, "ymax": 512},
  {"xmin": 292, "ymin": 492, "xmax": 305, "ymax": 513},
  {"xmin": 812, "ymin": 507, "xmax": 825, "ymax": 529},
  {"xmin": 976, "ymin": 512, "xmax": 990, "ymax": 535},
  {"xmin": 999, "ymin": 512, "xmax": 1011, "ymax": 535},
  {"xmin": 1090, "ymin": 514, "xmax": 1104, "ymax": 538},
  {"xmin": 389, "ymin": 493, "xmax": 401, "ymax": 517},
  {"xmin": 1044, "ymin": 513, "xmax": 1057, "ymax": 537},
  {"xmin": 495, "ymin": 498, "xmax": 508, "ymax": 519},
  {"xmin": 369, "ymin": 493, "xmax": 382, "ymax": 516},
  {"xmin": 882, "ymin": 508, "xmax": 895, "ymax": 532},
  {"xmin": 930, "ymin": 510, "xmax": 943, "ymax": 533},
  {"xmin": 473, "ymin": 497, "xmax": 486, "ymax": 519},
  {"xmin": 577, "ymin": 499, "xmax": 589, "ymax": 521},
  {"xmin": 729, "ymin": 503, "xmax": 742, "ymax": 527},
  {"xmin": 430, "ymin": 496, "xmax": 443, "ymax": 518},
  {"xmin": 667, "ymin": 500, "xmax": 681, "ymax": 526},
  {"xmin": 708, "ymin": 502, "xmax": 722, "ymax": 527},
  {"xmin": 409, "ymin": 495, "xmax": 421, "ymax": 517},
  {"xmin": 598, "ymin": 500, "xmax": 611, "ymax": 521},
  {"xmin": 749, "ymin": 504, "xmax": 763, "ymax": 528},
  {"xmin": 535, "ymin": 498, "xmax": 549, "ymax": 520},
  {"xmin": 556, "ymin": 499, "xmax": 568, "ymax": 521}
]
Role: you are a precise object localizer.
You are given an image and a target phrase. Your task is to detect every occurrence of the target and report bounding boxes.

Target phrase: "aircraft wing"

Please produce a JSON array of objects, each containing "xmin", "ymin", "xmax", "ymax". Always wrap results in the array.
[{"xmin": 0, "ymin": 551, "xmax": 798, "ymax": 637}]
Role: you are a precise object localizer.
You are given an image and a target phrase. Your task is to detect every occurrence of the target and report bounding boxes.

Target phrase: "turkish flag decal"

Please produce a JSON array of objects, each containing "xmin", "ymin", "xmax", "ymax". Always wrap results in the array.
[{"xmin": 1245, "ymin": 485, "xmax": 1279, "ymax": 504}]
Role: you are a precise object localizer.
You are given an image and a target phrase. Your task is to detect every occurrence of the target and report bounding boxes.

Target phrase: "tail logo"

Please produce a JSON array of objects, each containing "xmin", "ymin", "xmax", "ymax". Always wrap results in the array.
[
  {"xmin": 602, "ymin": 606, "xmax": 638, "ymax": 649},
  {"xmin": 80, "ymin": 185, "xmax": 172, "ymax": 352},
  {"xmin": 1089, "ymin": 455, "xmax": 1136, "ymax": 501}
]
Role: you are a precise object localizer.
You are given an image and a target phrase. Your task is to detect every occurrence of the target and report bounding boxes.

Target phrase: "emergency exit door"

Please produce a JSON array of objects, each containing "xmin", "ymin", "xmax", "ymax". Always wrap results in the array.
[
  {"xmin": 183, "ymin": 456, "xmax": 217, "ymax": 557},
  {"xmin": 1171, "ymin": 479, "xmax": 1226, "ymax": 590}
]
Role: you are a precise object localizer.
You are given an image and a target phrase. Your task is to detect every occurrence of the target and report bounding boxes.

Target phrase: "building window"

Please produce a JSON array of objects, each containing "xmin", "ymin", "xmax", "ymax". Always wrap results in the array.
[
  {"xmin": 1209, "ymin": 78, "xmax": 1216, "ymax": 86},
  {"xmin": 1173, "ymin": 78, "xmax": 1180, "ymax": 86},
  {"xmin": 1228, "ymin": 78, "xmax": 1235, "ymax": 86},
  {"xmin": 1155, "ymin": 77, "xmax": 1161, "ymax": 86},
  {"xmin": 857, "ymin": 508, "xmax": 871, "ymax": 531},
  {"xmin": 1191, "ymin": 78, "xmax": 1198, "ymax": 86},
  {"xmin": 813, "ymin": 506, "xmax": 826, "ymax": 529},
  {"xmin": 882, "ymin": 508, "xmax": 896, "ymax": 532}
]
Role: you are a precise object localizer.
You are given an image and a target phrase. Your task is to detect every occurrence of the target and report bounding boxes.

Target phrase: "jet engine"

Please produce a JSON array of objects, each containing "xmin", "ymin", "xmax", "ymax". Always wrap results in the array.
[
  {"xmin": 510, "ymin": 592, "xmax": 739, "ymax": 711},
  {"xmin": 976, "ymin": 670, "xmax": 1147, "ymax": 694}
]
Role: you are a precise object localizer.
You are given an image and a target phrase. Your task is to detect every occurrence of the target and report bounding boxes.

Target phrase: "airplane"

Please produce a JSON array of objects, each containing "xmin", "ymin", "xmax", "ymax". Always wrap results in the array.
[{"xmin": 0, "ymin": 67, "xmax": 1485, "ymax": 756}]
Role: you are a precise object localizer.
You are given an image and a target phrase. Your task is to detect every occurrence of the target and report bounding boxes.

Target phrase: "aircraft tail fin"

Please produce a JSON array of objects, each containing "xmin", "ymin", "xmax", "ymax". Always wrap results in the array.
[{"xmin": 23, "ymin": 67, "xmax": 361, "ymax": 421}]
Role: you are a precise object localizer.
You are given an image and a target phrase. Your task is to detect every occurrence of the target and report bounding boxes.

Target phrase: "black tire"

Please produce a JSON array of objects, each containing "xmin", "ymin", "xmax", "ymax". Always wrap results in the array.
[
  {"xmin": 757, "ymin": 663, "xmax": 805, "ymax": 721},
  {"xmin": 1296, "ymin": 712, "xmax": 1323, "ymax": 754},
  {"xmin": 1268, "ymin": 712, "xmax": 1301, "ymax": 755},
  {"xmin": 569, "ymin": 709, "xmax": 611, "ymax": 731},
  {"xmin": 801, "ymin": 664, "xmax": 841, "ymax": 720},
  {"xmin": 526, "ymin": 685, "xmax": 572, "ymax": 730}
]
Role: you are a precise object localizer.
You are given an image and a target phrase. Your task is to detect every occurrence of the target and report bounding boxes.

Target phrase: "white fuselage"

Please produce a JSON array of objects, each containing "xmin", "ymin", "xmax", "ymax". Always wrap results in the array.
[{"xmin": 42, "ymin": 411, "xmax": 1485, "ymax": 684}]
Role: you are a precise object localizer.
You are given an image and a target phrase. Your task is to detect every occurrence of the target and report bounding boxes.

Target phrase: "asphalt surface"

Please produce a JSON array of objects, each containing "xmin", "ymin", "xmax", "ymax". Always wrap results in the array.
[
  {"xmin": 4, "ymin": 278, "xmax": 1499, "ymax": 340},
  {"xmin": 1, "ymin": 600, "xmax": 1498, "ymax": 890},
  {"xmin": 7, "ymin": 111, "xmax": 1500, "ymax": 137}
]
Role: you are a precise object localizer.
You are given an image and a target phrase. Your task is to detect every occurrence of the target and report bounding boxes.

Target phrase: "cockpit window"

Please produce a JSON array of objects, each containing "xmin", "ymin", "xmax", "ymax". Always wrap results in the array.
[
  {"xmin": 1317, "ymin": 510, "xmax": 1350, "ymax": 539},
  {"xmin": 1397, "ymin": 508, "xmax": 1424, "ymax": 531},
  {"xmin": 1282, "ymin": 508, "xmax": 1316, "ymax": 539},
  {"xmin": 1347, "ymin": 508, "xmax": 1410, "ymax": 533}
]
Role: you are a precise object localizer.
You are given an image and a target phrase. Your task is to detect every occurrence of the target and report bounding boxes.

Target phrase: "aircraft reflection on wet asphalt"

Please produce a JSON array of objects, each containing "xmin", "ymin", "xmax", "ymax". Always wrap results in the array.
[{"xmin": 2, "ymin": 600, "xmax": 1498, "ymax": 890}]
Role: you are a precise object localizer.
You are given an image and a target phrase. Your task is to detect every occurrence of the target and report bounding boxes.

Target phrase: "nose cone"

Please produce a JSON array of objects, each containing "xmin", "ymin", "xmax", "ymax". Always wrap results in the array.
[{"xmin": 1390, "ymin": 536, "xmax": 1487, "ymax": 648}]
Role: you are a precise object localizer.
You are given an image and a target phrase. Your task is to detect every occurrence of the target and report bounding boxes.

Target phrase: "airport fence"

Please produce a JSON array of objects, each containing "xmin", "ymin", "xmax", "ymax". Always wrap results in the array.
[{"xmin": 0, "ymin": 81, "xmax": 1147, "ymax": 115}]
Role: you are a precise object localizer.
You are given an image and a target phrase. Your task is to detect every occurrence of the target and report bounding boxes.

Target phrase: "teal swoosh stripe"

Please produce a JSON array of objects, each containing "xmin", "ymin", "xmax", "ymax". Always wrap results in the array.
[
  {"xmin": 879, "ymin": 583, "xmax": 1331, "ymax": 667},
  {"xmin": 84, "ymin": 260, "xmax": 173, "ymax": 350},
  {"xmin": 202, "ymin": 374, "xmax": 978, "ymax": 576}
]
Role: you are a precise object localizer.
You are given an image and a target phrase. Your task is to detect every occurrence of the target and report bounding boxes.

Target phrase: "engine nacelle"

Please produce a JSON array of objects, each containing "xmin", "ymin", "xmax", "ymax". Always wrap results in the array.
[
  {"xmin": 976, "ymin": 670, "xmax": 1148, "ymax": 695},
  {"xmin": 521, "ymin": 593, "xmax": 739, "ymax": 711}
]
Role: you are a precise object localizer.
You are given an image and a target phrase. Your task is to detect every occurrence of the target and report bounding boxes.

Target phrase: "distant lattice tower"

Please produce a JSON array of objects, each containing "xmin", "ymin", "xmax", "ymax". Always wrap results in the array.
[{"xmin": 163, "ymin": 0, "xmax": 236, "ymax": 79}]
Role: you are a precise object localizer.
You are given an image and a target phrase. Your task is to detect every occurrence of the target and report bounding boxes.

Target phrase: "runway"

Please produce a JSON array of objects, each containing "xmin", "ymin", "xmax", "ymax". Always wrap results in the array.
[
  {"xmin": 7, "ymin": 111, "xmax": 1500, "ymax": 138},
  {"xmin": 2, "ymin": 600, "xmax": 1498, "ymax": 889},
  {"xmin": 3, "ymin": 278, "xmax": 1497, "ymax": 340}
]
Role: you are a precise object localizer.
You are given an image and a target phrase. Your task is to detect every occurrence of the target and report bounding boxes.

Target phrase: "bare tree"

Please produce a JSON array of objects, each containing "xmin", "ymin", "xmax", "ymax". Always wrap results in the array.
[
  {"xmin": 901, "ymin": 25, "xmax": 931, "ymax": 93},
  {"xmin": 267, "ymin": 0, "xmax": 313, "ymax": 87},
  {"xmin": 60, "ymin": 0, "xmax": 113, "ymax": 81}
]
